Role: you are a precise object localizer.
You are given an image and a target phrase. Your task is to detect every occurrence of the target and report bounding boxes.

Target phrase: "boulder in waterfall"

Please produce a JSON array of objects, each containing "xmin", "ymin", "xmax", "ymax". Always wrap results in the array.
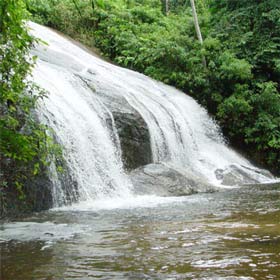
[
  {"xmin": 130, "ymin": 163, "xmax": 216, "ymax": 196},
  {"xmin": 215, "ymin": 164, "xmax": 274, "ymax": 186},
  {"xmin": 79, "ymin": 75, "xmax": 152, "ymax": 170},
  {"xmin": 113, "ymin": 111, "xmax": 152, "ymax": 171}
]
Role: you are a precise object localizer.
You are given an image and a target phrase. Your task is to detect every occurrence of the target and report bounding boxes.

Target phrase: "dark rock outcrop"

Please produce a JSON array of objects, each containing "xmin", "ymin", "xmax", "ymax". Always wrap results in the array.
[
  {"xmin": 113, "ymin": 111, "xmax": 152, "ymax": 170},
  {"xmin": 130, "ymin": 163, "xmax": 216, "ymax": 196},
  {"xmin": 0, "ymin": 169, "xmax": 53, "ymax": 219},
  {"xmin": 80, "ymin": 75, "xmax": 152, "ymax": 170}
]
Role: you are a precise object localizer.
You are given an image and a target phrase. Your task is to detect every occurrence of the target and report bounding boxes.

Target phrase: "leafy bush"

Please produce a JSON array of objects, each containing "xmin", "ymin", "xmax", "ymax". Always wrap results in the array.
[{"xmin": 0, "ymin": 0, "xmax": 61, "ymax": 203}]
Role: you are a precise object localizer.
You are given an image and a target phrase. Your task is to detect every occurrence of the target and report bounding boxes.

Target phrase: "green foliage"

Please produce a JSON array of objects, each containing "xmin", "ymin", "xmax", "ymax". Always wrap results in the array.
[
  {"xmin": 0, "ymin": 0, "xmax": 61, "ymax": 200},
  {"xmin": 27, "ymin": 0, "xmax": 280, "ymax": 172},
  {"xmin": 219, "ymin": 52, "xmax": 252, "ymax": 82},
  {"xmin": 217, "ymin": 82, "xmax": 280, "ymax": 166}
]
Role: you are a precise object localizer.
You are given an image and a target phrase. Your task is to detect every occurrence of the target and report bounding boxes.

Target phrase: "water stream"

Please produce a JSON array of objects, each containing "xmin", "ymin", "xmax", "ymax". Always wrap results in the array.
[
  {"xmin": 30, "ymin": 22, "xmax": 275, "ymax": 205},
  {"xmin": 1, "ymin": 23, "xmax": 279, "ymax": 279},
  {"xmin": 1, "ymin": 184, "xmax": 280, "ymax": 279}
]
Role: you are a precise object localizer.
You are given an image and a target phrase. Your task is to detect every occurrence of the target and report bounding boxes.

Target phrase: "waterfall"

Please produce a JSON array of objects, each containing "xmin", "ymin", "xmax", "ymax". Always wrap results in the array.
[
  {"xmin": 29, "ymin": 22, "xmax": 275, "ymax": 206},
  {"xmin": 34, "ymin": 58, "xmax": 132, "ymax": 205}
]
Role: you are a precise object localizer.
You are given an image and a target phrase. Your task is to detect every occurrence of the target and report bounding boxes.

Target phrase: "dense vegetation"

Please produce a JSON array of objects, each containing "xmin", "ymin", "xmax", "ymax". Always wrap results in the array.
[
  {"xmin": 0, "ymin": 0, "xmax": 60, "ymax": 215},
  {"xmin": 27, "ymin": 0, "xmax": 280, "ymax": 173}
]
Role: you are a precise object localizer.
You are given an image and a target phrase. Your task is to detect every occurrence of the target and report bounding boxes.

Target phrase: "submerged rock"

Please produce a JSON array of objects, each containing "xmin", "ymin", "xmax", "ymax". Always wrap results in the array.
[{"xmin": 130, "ymin": 163, "xmax": 216, "ymax": 196}]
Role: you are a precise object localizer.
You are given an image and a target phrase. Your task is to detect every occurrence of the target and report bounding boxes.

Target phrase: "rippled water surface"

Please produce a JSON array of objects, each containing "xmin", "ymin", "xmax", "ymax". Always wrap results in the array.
[{"xmin": 1, "ymin": 184, "xmax": 280, "ymax": 280}]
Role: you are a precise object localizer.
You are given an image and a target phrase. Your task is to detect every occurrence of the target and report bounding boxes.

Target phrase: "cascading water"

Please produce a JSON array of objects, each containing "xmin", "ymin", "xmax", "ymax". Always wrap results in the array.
[
  {"xmin": 29, "ymin": 22, "xmax": 276, "ymax": 206},
  {"xmin": 34, "ymin": 54, "xmax": 132, "ymax": 205}
]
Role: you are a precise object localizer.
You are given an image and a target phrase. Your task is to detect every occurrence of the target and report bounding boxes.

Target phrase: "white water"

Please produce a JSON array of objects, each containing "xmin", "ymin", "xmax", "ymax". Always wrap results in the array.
[{"xmin": 29, "ymin": 22, "xmax": 276, "ymax": 207}]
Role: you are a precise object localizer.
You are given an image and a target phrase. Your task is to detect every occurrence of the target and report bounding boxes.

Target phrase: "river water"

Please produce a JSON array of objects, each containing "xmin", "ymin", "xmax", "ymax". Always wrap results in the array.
[{"xmin": 1, "ymin": 184, "xmax": 280, "ymax": 280}]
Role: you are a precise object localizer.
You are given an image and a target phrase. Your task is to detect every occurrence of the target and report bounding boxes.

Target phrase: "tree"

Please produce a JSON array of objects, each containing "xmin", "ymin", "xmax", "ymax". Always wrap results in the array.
[
  {"xmin": 190, "ymin": 0, "xmax": 206, "ymax": 67},
  {"xmin": 190, "ymin": 0, "xmax": 203, "ymax": 44},
  {"xmin": 161, "ymin": 0, "xmax": 169, "ymax": 15},
  {"xmin": 165, "ymin": 0, "xmax": 169, "ymax": 15},
  {"xmin": 0, "ymin": 0, "xmax": 60, "ymax": 208}
]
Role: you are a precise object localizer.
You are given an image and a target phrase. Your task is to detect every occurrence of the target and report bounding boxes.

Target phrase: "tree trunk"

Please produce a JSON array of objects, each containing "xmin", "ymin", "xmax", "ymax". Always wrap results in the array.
[
  {"xmin": 190, "ymin": 0, "xmax": 206, "ymax": 67},
  {"xmin": 190, "ymin": 0, "xmax": 203, "ymax": 44},
  {"xmin": 161, "ymin": 0, "xmax": 169, "ymax": 15},
  {"xmin": 165, "ymin": 0, "xmax": 169, "ymax": 15}
]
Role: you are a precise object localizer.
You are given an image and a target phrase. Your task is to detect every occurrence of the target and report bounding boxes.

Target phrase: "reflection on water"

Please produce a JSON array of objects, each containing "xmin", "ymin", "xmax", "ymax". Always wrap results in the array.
[{"xmin": 1, "ymin": 184, "xmax": 280, "ymax": 279}]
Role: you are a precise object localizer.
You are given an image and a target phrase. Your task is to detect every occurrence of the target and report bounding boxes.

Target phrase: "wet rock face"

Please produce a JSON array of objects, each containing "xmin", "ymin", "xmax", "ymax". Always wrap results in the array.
[
  {"xmin": 130, "ymin": 163, "xmax": 216, "ymax": 196},
  {"xmin": 83, "ymin": 76, "xmax": 153, "ymax": 171},
  {"xmin": 24, "ymin": 173, "xmax": 53, "ymax": 212},
  {"xmin": 0, "ymin": 170, "xmax": 53, "ymax": 219},
  {"xmin": 113, "ymin": 111, "xmax": 152, "ymax": 170},
  {"xmin": 215, "ymin": 164, "xmax": 274, "ymax": 186}
]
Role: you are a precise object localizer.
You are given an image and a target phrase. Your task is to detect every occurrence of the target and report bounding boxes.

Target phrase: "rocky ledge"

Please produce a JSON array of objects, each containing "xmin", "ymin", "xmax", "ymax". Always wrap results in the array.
[{"xmin": 130, "ymin": 163, "xmax": 217, "ymax": 196}]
